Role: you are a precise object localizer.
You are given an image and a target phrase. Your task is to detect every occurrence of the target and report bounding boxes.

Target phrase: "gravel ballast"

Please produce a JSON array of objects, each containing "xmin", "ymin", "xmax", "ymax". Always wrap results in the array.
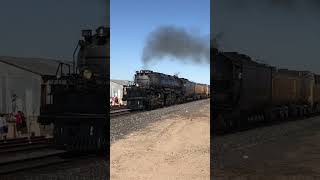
[{"xmin": 110, "ymin": 99, "xmax": 210, "ymax": 143}]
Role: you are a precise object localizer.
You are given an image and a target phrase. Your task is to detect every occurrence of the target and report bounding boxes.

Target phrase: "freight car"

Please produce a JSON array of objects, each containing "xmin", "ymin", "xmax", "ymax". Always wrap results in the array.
[
  {"xmin": 213, "ymin": 48, "xmax": 319, "ymax": 132},
  {"xmin": 195, "ymin": 83, "xmax": 210, "ymax": 99},
  {"xmin": 272, "ymin": 69, "xmax": 314, "ymax": 118},
  {"xmin": 38, "ymin": 26, "xmax": 108, "ymax": 154},
  {"xmin": 123, "ymin": 70, "xmax": 209, "ymax": 110}
]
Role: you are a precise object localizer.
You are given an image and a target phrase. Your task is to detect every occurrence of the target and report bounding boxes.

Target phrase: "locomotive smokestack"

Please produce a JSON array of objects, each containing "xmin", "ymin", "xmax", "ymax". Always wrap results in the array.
[{"xmin": 142, "ymin": 26, "xmax": 209, "ymax": 65}]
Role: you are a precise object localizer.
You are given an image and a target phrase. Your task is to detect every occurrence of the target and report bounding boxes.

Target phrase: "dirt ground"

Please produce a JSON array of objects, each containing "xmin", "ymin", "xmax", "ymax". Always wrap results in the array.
[
  {"xmin": 214, "ymin": 117, "xmax": 320, "ymax": 179},
  {"xmin": 110, "ymin": 100, "xmax": 210, "ymax": 180}
]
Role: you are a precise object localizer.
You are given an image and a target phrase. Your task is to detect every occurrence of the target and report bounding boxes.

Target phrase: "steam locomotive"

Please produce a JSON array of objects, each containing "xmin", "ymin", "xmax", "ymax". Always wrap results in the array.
[
  {"xmin": 213, "ymin": 47, "xmax": 320, "ymax": 133},
  {"xmin": 38, "ymin": 26, "xmax": 108, "ymax": 153},
  {"xmin": 123, "ymin": 70, "xmax": 210, "ymax": 110}
]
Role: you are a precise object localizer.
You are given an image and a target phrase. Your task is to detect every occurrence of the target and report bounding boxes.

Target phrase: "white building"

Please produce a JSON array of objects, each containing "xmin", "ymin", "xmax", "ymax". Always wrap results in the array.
[
  {"xmin": 0, "ymin": 56, "xmax": 71, "ymax": 137},
  {"xmin": 110, "ymin": 79, "xmax": 131, "ymax": 105}
]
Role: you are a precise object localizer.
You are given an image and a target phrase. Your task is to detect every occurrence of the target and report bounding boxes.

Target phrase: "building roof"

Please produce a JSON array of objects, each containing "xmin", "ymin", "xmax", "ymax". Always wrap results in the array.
[
  {"xmin": 110, "ymin": 79, "xmax": 131, "ymax": 86},
  {"xmin": 0, "ymin": 56, "xmax": 73, "ymax": 76}
]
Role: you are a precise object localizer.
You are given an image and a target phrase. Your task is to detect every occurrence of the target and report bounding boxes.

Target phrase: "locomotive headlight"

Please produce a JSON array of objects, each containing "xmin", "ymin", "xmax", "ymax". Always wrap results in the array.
[{"xmin": 83, "ymin": 69, "xmax": 93, "ymax": 79}]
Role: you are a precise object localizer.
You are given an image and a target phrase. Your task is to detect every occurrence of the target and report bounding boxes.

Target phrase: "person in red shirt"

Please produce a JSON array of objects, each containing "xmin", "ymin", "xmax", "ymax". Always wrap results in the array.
[{"xmin": 115, "ymin": 96, "xmax": 119, "ymax": 105}]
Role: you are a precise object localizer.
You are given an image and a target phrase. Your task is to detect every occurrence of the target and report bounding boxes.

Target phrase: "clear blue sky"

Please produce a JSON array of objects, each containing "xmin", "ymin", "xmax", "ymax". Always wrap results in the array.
[{"xmin": 110, "ymin": 0, "xmax": 210, "ymax": 84}]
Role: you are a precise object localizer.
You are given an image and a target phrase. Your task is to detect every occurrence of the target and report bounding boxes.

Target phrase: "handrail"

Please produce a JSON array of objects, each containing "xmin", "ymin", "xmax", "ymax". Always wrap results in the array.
[{"xmin": 55, "ymin": 62, "xmax": 71, "ymax": 78}]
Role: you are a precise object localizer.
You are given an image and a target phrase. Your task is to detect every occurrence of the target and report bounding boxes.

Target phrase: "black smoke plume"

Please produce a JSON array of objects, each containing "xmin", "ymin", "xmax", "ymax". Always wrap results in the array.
[{"xmin": 142, "ymin": 26, "xmax": 210, "ymax": 65}]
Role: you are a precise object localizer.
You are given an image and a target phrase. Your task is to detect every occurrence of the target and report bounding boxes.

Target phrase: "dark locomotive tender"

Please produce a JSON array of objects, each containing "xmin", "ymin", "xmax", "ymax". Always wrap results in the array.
[
  {"xmin": 123, "ymin": 70, "xmax": 210, "ymax": 110},
  {"xmin": 213, "ymin": 48, "xmax": 320, "ymax": 132},
  {"xmin": 38, "ymin": 26, "xmax": 108, "ymax": 154}
]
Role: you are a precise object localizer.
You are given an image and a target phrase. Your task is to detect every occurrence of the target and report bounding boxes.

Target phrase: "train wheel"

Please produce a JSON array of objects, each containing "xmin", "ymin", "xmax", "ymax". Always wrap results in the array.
[
  {"xmin": 298, "ymin": 106, "xmax": 303, "ymax": 117},
  {"xmin": 280, "ymin": 107, "xmax": 287, "ymax": 121},
  {"xmin": 289, "ymin": 105, "xmax": 298, "ymax": 118},
  {"xmin": 263, "ymin": 109, "xmax": 272, "ymax": 122},
  {"xmin": 144, "ymin": 101, "xmax": 151, "ymax": 111},
  {"xmin": 225, "ymin": 118, "xmax": 233, "ymax": 132},
  {"xmin": 285, "ymin": 107, "xmax": 289, "ymax": 119}
]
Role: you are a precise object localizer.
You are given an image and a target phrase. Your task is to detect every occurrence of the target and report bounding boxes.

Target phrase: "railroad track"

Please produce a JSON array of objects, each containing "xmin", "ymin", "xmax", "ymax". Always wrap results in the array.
[
  {"xmin": 0, "ymin": 136, "xmax": 53, "ymax": 153},
  {"xmin": 0, "ymin": 136, "xmax": 69, "ymax": 175},
  {"xmin": 110, "ymin": 105, "xmax": 127, "ymax": 111},
  {"xmin": 110, "ymin": 108, "xmax": 131, "ymax": 117},
  {"xmin": 110, "ymin": 98, "xmax": 210, "ymax": 118},
  {"xmin": 0, "ymin": 149, "xmax": 68, "ymax": 175}
]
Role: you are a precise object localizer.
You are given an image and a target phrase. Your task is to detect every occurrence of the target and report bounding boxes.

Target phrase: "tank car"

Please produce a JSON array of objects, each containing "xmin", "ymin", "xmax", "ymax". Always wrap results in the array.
[
  {"xmin": 272, "ymin": 69, "xmax": 314, "ymax": 119},
  {"xmin": 38, "ymin": 26, "xmax": 109, "ymax": 154},
  {"xmin": 195, "ymin": 83, "xmax": 209, "ymax": 99}
]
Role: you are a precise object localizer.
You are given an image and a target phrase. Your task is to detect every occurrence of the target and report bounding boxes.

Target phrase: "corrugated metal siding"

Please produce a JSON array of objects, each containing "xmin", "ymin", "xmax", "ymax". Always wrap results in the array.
[
  {"xmin": 110, "ymin": 80, "xmax": 132, "ymax": 105},
  {"xmin": 0, "ymin": 62, "xmax": 42, "ymax": 115},
  {"xmin": 0, "ymin": 62, "xmax": 42, "ymax": 136},
  {"xmin": 110, "ymin": 81, "xmax": 124, "ymax": 103}
]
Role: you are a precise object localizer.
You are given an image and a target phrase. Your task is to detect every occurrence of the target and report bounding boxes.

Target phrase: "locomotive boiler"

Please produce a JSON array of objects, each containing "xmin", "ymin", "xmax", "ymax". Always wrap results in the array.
[
  {"xmin": 123, "ymin": 70, "xmax": 210, "ymax": 110},
  {"xmin": 38, "ymin": 26, "xmax": 108, "ymax": 154}
]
